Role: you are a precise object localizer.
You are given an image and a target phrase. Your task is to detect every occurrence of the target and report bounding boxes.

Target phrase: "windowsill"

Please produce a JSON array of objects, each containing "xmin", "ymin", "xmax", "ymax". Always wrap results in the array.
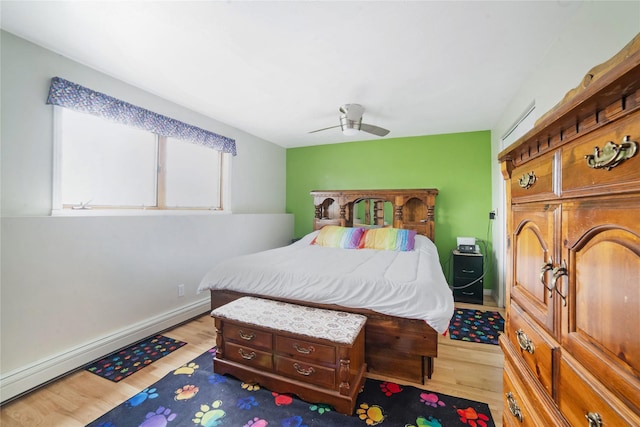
[{"xmin": 51, "ymin": 208, "xmax": 232, "ymax": 217}]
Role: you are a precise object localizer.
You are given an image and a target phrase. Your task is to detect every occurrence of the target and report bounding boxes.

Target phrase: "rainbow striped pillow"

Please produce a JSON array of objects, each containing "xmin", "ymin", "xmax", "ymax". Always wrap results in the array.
[
  {"xmin": 359, "ymin": 227, "xmax": 417, "ymax": 251},
  {"xmin": 312, "ymin": 226, "xmax": 365, "ymax": 249}
]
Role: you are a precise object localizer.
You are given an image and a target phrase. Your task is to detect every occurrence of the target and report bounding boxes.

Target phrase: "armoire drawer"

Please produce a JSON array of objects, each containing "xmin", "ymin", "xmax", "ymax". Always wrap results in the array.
[
  {"xmin": 511, "ymin": 151, "xmax": 557, "ymax": 202},
  {"xmin": 503, "ymin": 368, "xmax": 537, "ymax": 427},
  {"xmin": 557, "ymin": 354, "xmax": 640, "ymax": 427},
  {"xmin": 502, "ymin": 353, "xmax": 567, "ymax": 427},
  {"xmin": 507, "ymin": 303, "xmax": 559, "ymax": 397},
  {"xmin": 500, "ymin": 335, "xmax": 568, "ymax": 427},
  {"xmin": 561, "ymin": 111, "xmax": 640, "ymax": 198}
]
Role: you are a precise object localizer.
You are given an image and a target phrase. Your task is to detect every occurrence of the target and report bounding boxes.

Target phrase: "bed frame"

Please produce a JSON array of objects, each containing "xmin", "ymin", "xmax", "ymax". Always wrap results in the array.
[{"xmin": 210, "ymin": 188, "xmax": 441, "ymax": 384}]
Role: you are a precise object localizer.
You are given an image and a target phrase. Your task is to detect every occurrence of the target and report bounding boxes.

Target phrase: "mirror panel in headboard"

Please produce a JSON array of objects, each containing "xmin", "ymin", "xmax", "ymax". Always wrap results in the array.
[{"xmin": 310, "ymin": 189, "xmax": 439, "ymax": 241}]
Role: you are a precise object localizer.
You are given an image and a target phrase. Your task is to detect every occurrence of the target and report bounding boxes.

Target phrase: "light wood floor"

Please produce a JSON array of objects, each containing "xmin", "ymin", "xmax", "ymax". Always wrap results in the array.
[{"xmin": 0, "ymin": 297, "xmax": 504, "ymax": 426}]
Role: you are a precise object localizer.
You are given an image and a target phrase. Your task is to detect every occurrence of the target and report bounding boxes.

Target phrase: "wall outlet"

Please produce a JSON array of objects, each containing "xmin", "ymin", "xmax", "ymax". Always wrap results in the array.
[
  {"xmin": 489, "ymin": 210, "xmax": 497, "ymax": 220},
  {"xmin": 178, "ymin": 284, "xmax": 185, "ymax": 297}
]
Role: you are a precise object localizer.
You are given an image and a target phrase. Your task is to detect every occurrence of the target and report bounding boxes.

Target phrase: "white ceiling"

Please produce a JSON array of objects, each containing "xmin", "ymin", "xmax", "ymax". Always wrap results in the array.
[{"xmin": 1, "ymin": 1, "xmax": 584, "ymax": 148}]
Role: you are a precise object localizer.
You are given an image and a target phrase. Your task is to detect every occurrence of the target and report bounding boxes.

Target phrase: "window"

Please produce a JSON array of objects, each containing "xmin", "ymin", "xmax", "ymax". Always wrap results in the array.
[
  {"xmin": 164, "ymin": 136, "xmax": 223, "ymax": 208},
  {"xmin": 53, "ymin": 107, "xmax": 230, "ymax": 213}
]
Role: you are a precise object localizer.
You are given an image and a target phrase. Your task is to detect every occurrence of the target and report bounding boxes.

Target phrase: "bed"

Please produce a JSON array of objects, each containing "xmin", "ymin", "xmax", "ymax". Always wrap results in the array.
[{"xmin": 198, "ymin": 189, "xmax": 454, "ymax": 384}]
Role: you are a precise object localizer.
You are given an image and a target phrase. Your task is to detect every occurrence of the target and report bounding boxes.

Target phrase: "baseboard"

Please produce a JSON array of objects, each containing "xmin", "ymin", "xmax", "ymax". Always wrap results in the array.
[{"xmin": 0, "ymin": 298, "xmax": 210, "ymax": 404}]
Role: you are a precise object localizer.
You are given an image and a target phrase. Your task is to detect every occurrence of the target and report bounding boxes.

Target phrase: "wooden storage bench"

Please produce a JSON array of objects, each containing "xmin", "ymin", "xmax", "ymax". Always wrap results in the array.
[{"xmin": 211, "ymin": 296, "xmax": 367, "ymax": 415}]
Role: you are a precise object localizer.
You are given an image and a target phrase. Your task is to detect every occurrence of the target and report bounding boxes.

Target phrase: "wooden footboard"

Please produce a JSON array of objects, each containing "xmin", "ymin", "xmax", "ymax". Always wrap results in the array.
[{"xmin": 209, "ymin": 289, "xmax": 438, "ymax": 384}]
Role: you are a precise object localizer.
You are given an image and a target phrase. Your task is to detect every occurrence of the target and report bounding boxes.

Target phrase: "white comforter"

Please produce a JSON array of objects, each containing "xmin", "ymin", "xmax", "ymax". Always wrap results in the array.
[{"xmin": 198, "ymin": 231, "xmax": 454, "ymax": 334}]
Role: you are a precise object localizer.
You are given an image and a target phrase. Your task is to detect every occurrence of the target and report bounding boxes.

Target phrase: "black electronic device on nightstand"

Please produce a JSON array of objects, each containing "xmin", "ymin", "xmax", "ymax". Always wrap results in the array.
[{"xmin": 452, "ymin": 250, "xmax": 484, "ymax": 304}]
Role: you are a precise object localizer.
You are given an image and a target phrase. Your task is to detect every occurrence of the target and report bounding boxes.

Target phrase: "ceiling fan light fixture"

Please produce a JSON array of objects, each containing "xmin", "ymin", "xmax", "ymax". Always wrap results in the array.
[{"xmin": 340, "ymin": 115, "xmax": 361, "ymax": 136}]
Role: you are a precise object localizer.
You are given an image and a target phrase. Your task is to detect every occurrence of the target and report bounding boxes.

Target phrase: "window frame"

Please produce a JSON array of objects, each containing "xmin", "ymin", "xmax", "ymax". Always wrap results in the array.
[{"xmin": 51, "ymin": 106, "xmax": 231, "ymax": 216}]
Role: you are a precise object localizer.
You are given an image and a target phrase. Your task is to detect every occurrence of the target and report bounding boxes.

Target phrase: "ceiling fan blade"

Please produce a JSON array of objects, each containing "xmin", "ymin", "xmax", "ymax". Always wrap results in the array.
[
  {"xmin": 308, "ymin": 124, "xmax": 341, "ymax": 134},
  {"xmin": 340, "ymin": 104, "xmax": 365, "ymax": 121},
  {"xmin": 360, "ymin": 123, "xmax": 390, "ymax": 137}
]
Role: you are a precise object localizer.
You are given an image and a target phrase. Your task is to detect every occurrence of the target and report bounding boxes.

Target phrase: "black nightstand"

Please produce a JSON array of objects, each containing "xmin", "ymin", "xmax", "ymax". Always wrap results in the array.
[{"xmin": 452, "ymin": 250, "xmax": 484, "ymax": 304}]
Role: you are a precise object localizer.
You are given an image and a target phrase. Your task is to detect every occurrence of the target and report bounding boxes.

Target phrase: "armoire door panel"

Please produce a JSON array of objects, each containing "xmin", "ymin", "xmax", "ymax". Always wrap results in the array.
[
  {"xmin": 511, "ymin": 204, "xmax": 560, "ymax": 334},
  {"xmin": 561, "ymin": 201, "xmax": 640, "ymax": 414}
]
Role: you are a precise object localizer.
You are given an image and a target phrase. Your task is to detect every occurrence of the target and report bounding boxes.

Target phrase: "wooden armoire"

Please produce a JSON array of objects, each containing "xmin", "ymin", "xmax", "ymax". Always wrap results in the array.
[{"xmin": 498, "ymin": 35, "xmax": 640, "ymax": 426}]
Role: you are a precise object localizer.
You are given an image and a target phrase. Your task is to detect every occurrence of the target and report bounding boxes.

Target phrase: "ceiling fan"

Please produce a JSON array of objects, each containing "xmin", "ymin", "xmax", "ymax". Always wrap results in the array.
[{"xmin": 309, "ymin": 104, "xmax": 390, "ymax": 137}]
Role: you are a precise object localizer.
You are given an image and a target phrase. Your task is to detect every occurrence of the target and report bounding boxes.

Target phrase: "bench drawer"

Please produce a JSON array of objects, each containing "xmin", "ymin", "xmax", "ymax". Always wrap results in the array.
[
  {"xmin": 275, "ymin": 356, "xmax": 336, "ymax": 389},
  {"xmin": 225, "ymin": 341, "xmax": 273, "ymax": 370},
  {"xmin": 224, "ymin": 322, "xmax": 273, "ymax": 351},
  {"xmin": 276, "ymin": 335, "xmax": 336, "ymax": 364}
]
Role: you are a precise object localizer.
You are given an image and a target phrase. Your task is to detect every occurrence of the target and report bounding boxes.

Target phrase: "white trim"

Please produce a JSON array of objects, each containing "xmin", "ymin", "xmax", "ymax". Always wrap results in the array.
[
  {"xmin": 221, "ymin": 152, "xmax": 232, "ymax": 212},
  {"xmin": 501, "ymin": 101, "xmax": 536, "ymax": 141},
  {"xmin": 51, "ymin": 106, "xmax": 63, "ymax": 212},
  {"xmin": 500, "ymin": 101, "xmax": 536, "ymax": 150},
  {"xmin": 50, "ymin": 208, "xmax": 233, "ymax": 217},
  {"xmin": 0, "ymin": 299, "xmax": 210, "ymax": 403}
]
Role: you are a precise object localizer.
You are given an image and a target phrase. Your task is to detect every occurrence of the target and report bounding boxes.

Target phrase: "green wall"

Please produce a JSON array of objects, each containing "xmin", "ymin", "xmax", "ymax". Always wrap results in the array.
[{"xmin": 286, "ymin": 130, "xmax": 494, "ymax": 289}]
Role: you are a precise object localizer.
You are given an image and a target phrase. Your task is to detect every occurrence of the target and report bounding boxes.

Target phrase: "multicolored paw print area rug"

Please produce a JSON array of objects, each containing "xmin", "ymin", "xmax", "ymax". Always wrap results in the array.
[
  {"xmin": 85, "ymin": 335, "xmax": 187, "ymax": 382},
  {"xmin": 86, "ymin": 348, "xmax": 495, "ymax": 427},
  {"xmin": 448, "ymin": 308, "xmax": 505, "ymax": 345}
]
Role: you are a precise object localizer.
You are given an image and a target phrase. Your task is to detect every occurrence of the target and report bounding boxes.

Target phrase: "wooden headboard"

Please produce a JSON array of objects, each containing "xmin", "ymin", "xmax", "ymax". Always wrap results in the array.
[{"xmin": 310, "ymin": 189, "xmax": 439, "ymax": 241}]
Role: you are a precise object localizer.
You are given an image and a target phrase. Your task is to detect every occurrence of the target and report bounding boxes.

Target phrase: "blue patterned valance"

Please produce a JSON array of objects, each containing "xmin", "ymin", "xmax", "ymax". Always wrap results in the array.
[{"xmin": 46, "ymin": 77, "xmax": 237, "ymax": 156}]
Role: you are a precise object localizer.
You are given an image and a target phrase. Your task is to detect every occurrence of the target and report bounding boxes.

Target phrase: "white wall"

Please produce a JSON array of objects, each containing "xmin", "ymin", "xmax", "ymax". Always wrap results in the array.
[
  {"xmin": 0, "ymin": 31, "xmax": 292, "ymax": 401},
  {"xmin": 489, "ymin": 2, "xmax": 640, "ymax": 307}
]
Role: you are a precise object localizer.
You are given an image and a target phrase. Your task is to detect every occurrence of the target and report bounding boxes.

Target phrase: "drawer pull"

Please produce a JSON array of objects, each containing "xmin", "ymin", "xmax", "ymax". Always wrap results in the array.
[
  {"xmin": 238, "ymin": 348, "xmax": 256, "ymax": 360},
  {"xmin": 293, "ymin": 343, "xmax": 315, "ymax": 354},
  {"xmin": 518, "ymin": 171, "xmax": 537, "ymax": 189},
  {"xmin": 540, "ymin": 258, "xmax": 555, "ymax": 298},
  {"xmin": 462, "ymin": 269, "xmax": 475, "ymax": 274},
  {"xmin": 584, "ymin": 135, "xmax": 637, "ymax": 171},
  {"xmin": 506, "ymin": 392, "xmax": 523, "ymax": 422},
  {"xmin": 293, "ymin": 363, "xmax": 315, "ymax": 376},
  {"xmin": 515, "ymin": 329, "xmax": 535, "ymax": 354},
  {"xmin": 238, "ymin": 330, "xmax": 256, "ymax": 341},
  {"xmin": 585, "ymin": 412, "xmax": 603, "ymax": 427},
  {"xmin": 552, "ymin": 260, "xmax": 569, "ymax": 307}
]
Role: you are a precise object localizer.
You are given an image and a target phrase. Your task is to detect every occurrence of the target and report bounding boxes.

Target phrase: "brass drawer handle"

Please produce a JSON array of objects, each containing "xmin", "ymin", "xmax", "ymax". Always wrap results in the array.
[
  {"xmin": 293, "ymin": 363, "xmax": 315, "ymax": 376},
  {"xmin": 238, "ymin": 330, "xmax": 256, "ymax": 341},
  {"xmin": 518, "ymin": 171, "xmax": 537, "ymax": 189},
  {"xmin": 585, "ymin": 412, "xmax": 603, "ymax": 427},
  {"xmin": 293, "ymin": 343, "xmax": 315, "ymax": 355},
  {"xmin": 540, "ymin": 258, "xmax": 555, "ymax": 298},
  {"xmin": 238, "ymin": 348, "xmax": 256, "ymax": 360},
  {"xmin": 515, "ymin": 329, "xmax": 535, "ymax": 354},
  {"xmin": 506, "ymin": 392, "xmax": 523, "ymax": 422},
  {"xmin": 584, "ymin": 135, "xmax": 637, "ymax": 171},
  {"xmin": 552, "ymin": 260, "xmax": 569, "ymax": 307}
]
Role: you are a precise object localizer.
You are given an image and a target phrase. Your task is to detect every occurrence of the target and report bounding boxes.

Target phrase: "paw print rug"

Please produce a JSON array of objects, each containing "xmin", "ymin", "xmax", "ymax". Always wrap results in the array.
[
  {"xmin": 85, "ymin": 334, "xmax": 187, "ymax": 382},
  {"xmin": 87, "ymin": 348, "xmax": 495, "ymax": 427},
  {"xmin": 448, "ymin": 308, "xmax": 505, "ymax": 345}
]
